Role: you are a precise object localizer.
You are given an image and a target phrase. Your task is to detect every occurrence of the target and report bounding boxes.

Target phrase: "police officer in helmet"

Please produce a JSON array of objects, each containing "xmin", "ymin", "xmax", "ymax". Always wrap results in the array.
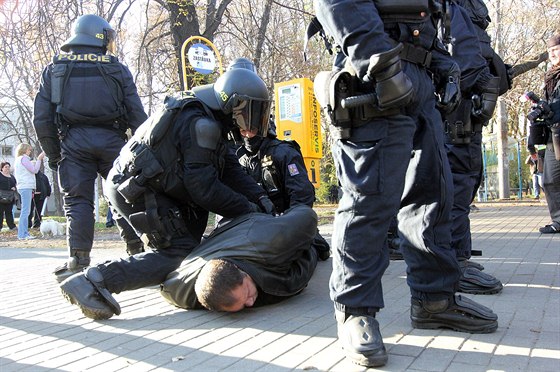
[
  {"xmin": 313, "ymin": 0, "xmax": 498, "ymax": 367},
  {"xmin": 33, "ymin": 14, "xmax": 148, "ymax": 282},
  {"xmin": 59, "ymin": 67, "xmax": 277, "ymax": 320}
]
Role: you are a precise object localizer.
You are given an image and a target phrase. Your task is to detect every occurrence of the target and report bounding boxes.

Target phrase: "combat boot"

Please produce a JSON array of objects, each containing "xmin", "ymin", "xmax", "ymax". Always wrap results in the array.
[
  {"xmin": 60, "ymin": 267, "xmax": 121, "ymax": 320},
  {"xmin": 335, "ymin": 310, "xmax": 388, "ymax": 367},
  {"xmin": 53, "ymin": 249, "xmax": 91, "ymax": 283},
  {"xmin": 458, "ymin": 258, "xmax": 485, "ymax": 271},
  {"xmin": 411, "ymin": 294, "xmax": 498, "ymax": 333},
  {"xmin": 458, "ymin": 262, "xmax": 502, "ymax": 295}
]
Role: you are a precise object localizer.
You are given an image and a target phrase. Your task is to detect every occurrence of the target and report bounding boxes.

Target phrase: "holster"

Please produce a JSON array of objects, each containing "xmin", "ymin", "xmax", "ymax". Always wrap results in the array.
[
  {"xmin": 314, "ymin": 70, "xmax": 354, "ymax": 139},
  {"xmin": 445, "ymin": 100, "xmax": 473, "ymax": 145}
]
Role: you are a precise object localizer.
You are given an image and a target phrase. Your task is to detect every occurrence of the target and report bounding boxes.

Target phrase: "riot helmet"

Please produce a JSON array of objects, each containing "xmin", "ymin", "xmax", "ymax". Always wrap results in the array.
[
  {"xmin": 193, "ymin": 69, "xmax": 272, "ymax": 136},
  {"xmin": 227, "ymin": 57, "xmax": 257, "ymax": 73},
  {"xmin": 61, "ymin": 14, "xmax": 117, "ymax": 54}
]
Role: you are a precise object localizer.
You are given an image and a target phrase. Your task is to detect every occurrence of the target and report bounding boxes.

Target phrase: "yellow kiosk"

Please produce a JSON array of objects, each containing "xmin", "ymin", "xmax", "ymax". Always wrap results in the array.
[{"xmin": 274, "ymin": 78, "xmax": 323, "ymax": 188}]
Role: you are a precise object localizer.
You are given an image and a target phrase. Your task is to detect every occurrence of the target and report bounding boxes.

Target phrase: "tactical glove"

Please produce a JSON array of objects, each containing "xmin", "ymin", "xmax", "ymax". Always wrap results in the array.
[{"xmin": 257, "ymin": 195, "xmax": 277, "ymax": 216}]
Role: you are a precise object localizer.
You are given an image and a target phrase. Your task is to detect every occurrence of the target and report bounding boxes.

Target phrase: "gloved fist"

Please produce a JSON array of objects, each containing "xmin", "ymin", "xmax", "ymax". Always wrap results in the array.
[
  {"xmin": 48, "ymin": 157, "xmax": 61, "ymax": 172},
  {"xmin": 257, "ymin": 195, "xmax": 277, "ymax": 216}
]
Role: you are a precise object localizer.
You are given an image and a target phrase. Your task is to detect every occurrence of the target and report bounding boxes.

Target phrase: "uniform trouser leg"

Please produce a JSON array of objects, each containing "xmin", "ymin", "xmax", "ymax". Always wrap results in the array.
[
  {"xmin": 446, "ymin": 135, "xmax": 483, "ymax": 260},
  {"xmin": 330, "ymin": 114, "xmax": 415, "ymax": 311},
  {"xmin": 398, "ymin": 107, "xmax": 460, "ymax": 301},
  {"xmin": 543, "ymin": 141, "xmax": 560, "ymax": 224},
  {"xmin": 100, "ymin": 171, "xmax": 207, "ymax": 293},
  {"xmin": 58, "ymin": 156, "xmax": 96, "ymax": 252}
]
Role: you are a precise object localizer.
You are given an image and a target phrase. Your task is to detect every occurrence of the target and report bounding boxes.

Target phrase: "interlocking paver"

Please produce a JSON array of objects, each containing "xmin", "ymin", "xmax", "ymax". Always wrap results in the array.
[{"xmin": 1, "ymin": 203, "xmax": 559, "ymax": 371}]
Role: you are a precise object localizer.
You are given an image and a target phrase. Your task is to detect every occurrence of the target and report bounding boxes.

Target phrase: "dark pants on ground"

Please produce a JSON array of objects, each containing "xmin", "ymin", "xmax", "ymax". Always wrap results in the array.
[
  {"xmin": 330, "ymin": 62, "xmax": 460, "ymax": 313},
  {"xmin": 59, "ymin": 126, "xmax": 139, "ymax": 254},
  {"xmin": 445, "ymin": 132, "xmax": 483, "ymax": 260},
  {"xmin": 99, "ymin": 168, "xmax": 208, "ymax": 294},
  {"xmin": 543, "ymin": 140, "xmax": 560, "ymax": 225},
  {"xmin": 0, "ymin": 202, "xmax": 16, "ymax": 229}
]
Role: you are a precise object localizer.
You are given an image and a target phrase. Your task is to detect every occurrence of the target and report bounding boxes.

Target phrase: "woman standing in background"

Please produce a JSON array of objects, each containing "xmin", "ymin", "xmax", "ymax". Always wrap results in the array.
[
  {"xmin": 13, "ymin": 143, "xmax": 45, "ymax": 240},
  {"xmin": 0, "ymin": 162, "xmax": 17, "ymax": 231}
]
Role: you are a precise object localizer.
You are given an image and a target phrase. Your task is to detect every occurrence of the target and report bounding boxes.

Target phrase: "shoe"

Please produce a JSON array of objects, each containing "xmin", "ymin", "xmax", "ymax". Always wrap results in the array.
[
  {"xmin": 459, "ymin": 259, "xmax": 485, "ymax": 271},
  {"xmin": 105, "ymin": 221, "xmax": 115, "ymax": 228},
  {"xmin": 60, "ymin": 267, "xmax": 120, "ymax": 320},
  {"xmin": 54, "ymin": 261, "xmax": 88, "ymax": 283},
  {"xmin": 539, "ymin": 224, "xmax": 559, "ymax": 234},
  {"xmin": 458, "ymin": 267, "xmax": 503, "ymax": 295},
  {"xmin": 18, "ymin": 235, "xmax": 36, "ymax": 240},
  {"xmin": 335, "ymin": 311, "xmax": 388, "ymax": 367},
  {"xmin": 388, "ymin": 235, "xmax": 404, "ymax": 260},
  {"xmin": 411, "ymin": 294, "xmax": 498, "ymax": 333}
]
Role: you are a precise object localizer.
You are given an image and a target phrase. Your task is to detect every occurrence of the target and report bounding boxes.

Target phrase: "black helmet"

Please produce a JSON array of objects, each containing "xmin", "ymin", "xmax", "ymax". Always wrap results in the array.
[
  {"xmin": 193, "ymin": 69, "xmax": 272, "ymax": 135},
  {"xmin": 227, "ymin": 57, "xmax": 257, "ymax": 73},
  {"xmin": 61, "ymin": 14, "xmax": 116, "ymax": 53}
]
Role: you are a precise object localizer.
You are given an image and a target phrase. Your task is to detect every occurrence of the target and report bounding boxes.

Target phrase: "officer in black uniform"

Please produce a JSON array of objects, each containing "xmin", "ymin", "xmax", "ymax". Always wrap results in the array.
[
  {"xmin": 237, "ymin": 122, "xmax": 331, "ymax": 260},
  {"xmin": 312, "ymin": 0, "xmax": 498, "ymax": 367},
  {"xmin": 33, "ymin": 14, "xmax": 148, "ymax": 282},
  {"xmin": 59, "ymin": 68, "xmax": 277, "ymax": 320},
  {"xmin": 443, "ymin": 0, "xmax": 505, "ymax": 295}
]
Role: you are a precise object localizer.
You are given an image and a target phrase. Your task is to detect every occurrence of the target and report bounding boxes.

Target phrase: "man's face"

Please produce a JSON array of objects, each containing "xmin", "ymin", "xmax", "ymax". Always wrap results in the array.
[
  {"xmin": 549, "ymin": 45, "xmax": 560, "ymax": 67},
  {"xmin": 221, "ymin": 275, "xmax": 258, "ymax": 312}
]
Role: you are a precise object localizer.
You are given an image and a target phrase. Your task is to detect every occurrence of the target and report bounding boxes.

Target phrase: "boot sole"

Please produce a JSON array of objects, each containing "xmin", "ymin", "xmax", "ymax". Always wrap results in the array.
[
  {"xmin": 60, "ymin": 283, "xmax": 114, "ymax": 320},
  {"xmin": 411, "ymin": 318, "xmax": 498, "ymax": 334},
  {"xmin": 343, "ymin": 348, "xmax": 389, "ymax": 368}
]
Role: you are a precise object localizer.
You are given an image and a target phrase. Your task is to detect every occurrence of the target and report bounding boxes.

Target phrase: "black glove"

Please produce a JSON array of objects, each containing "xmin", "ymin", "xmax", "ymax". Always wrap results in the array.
[
  {"xmin": 48, "ymin": 157, "xmax": 61, "ymax": 172},
  {"xmin": 257, "ymin": 195, "xmax": 277, "ymax": 216},
  {"xmin": 504, "ymin": 63, "xmax": 514, "ymax": 89}
]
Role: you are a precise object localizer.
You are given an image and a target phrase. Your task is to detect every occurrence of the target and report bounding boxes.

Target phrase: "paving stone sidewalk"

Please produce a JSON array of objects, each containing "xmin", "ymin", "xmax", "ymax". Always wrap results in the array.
[{"xmin": 0, "ymin": 203, "xmax": 558, "ymax": 371}]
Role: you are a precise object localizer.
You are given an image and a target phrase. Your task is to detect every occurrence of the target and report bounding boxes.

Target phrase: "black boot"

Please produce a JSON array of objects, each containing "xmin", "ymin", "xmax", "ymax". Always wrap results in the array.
[
  {"xmin": 335, "ymin": 310, "xmax": 388, "ymax": 367},
  {"xmin": 458, "ymin": 258, "xmax": 485, "ymax": 271},
  {"xmin": 60, "ymin": 267, "xmax": 120, "ymax": 320},
  {"xmin": 411, "ymin": 294, "xmax": 498, "ymax": 333},
  {"xmin": 53, "ymin": 250, "xmax": 91, "ymax": 283},
  {"xmin": 458, "ymin": 264, "xmax": 503, "ymax": 295}
]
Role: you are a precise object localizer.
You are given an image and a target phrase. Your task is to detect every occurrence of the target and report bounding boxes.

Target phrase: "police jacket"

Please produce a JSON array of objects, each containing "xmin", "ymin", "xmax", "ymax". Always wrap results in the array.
[
  {"xmin": 33, "ymin": 46, "xmax": 147, "ymax": 162},
  {"xmin": 448, "ymin": 2, "xmax": 493, "ymax": 94},
  {"xmin": 236, "ymin": 137, "xmax": 315, "ymax": 213},
  {"xmin": 114, "ymin": 97, "xmax": 267, "ymax": 217},
  {"xmin": 160, "ymin": 205, "xmax": 319, "ymax": 309},
  {"xmin": 315, "ymin": 0, "xmax": 457, "ymax": 81},
  {"xmin": 456, "ymin": 0, "xmax": 510, "ymax": 94}
]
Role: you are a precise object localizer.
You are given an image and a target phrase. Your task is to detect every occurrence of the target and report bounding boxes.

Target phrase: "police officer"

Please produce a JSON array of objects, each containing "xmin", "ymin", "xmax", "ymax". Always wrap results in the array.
[
  {"xmin": 443, "ymin": 0, "xmax": 505, "ymax": 295},
  {"xmin": 313, "ymin": 0, "xmax": 498, "ymax": 367},
  {"xmin": 59, "ymin": 68, "xmax": 277, "ymax": 320},
  {"xmin": 237, "ymin": 122, "xmax": 331, "ymax": 260},
  {"xmin": 33, "ymin": 14, "xmax": 148, "ymax": 282},
  {"xmin": 229, "ymin": 57, "xmax": 330, "ymax": 260}
]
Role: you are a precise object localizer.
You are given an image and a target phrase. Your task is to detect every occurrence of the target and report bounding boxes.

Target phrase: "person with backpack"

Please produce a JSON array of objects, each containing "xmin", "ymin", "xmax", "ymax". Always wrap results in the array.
[
  {"xmin": 58, "ymin": 67, "xmax": 277, "ymax": 320},
  {"xmin": 32, "ymin": 14, "xmax": 148, "ymax": 282}
]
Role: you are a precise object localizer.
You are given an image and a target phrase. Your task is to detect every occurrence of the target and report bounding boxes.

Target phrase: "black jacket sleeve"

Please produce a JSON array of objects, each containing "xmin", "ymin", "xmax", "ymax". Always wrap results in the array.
[{"xmin": 32, "ymin": 65, "xmax": 62, "ymax": 161}]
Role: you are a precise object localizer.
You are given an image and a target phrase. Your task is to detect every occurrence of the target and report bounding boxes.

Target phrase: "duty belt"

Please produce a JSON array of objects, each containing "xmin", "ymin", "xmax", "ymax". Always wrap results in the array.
[{"xmin": 400, "ymin": 43, "xmax": 432, "ymax": 68}]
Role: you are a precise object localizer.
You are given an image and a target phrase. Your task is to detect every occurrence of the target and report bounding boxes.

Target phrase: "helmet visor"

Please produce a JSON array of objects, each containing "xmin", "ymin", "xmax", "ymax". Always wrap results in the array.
[
  {"xmin": 105, "ymin": 28, "xmax": 117, "ymax": 55},
  {"xmin": 232, "ymin": 95, "xmax": 272, "ymax": 136}
]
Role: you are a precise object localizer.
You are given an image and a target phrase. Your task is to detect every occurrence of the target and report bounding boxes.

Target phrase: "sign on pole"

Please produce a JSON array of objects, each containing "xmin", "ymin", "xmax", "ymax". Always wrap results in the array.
[{"xmin": 180, "ymin": 36, "xmax": 223, "ymax": 91}]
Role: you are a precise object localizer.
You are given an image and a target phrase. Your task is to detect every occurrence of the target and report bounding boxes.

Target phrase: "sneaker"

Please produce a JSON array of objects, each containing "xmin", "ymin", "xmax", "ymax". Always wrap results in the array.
[
  {"xmin": 336, "ymin": 311, "xmax": 388, "ymax": 367},
  {"xmin": 539, "ymin": 224, "xmax": 559, "ymax": 234},
  {"xmin": 411, "ymin": 294, "xmax": 498, "ymax": 333},
  {"xmin": 18, "ymin": 235, "xmax": 36, "ymax": 240}
]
